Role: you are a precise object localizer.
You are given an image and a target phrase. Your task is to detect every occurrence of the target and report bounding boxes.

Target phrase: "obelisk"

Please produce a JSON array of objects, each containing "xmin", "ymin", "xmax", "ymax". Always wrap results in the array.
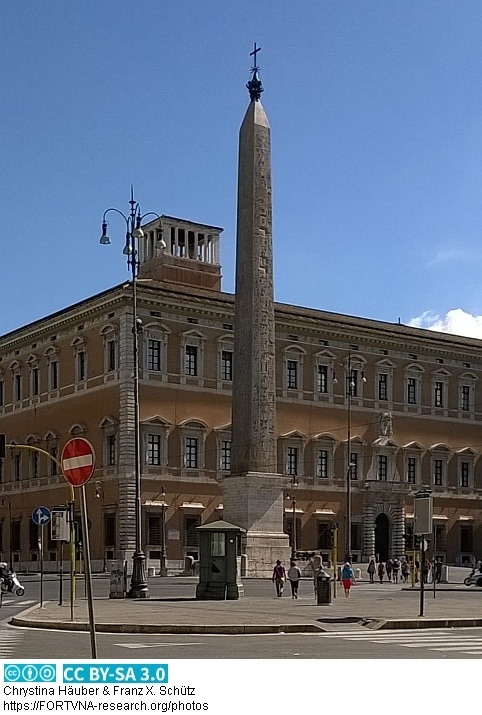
[{"xmin": 223, "ymin": 46, "xmax": 290, "ymax": 576}]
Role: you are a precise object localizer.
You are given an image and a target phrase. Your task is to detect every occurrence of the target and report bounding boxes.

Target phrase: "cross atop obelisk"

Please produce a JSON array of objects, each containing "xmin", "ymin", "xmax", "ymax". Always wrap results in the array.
[
  {"xmin": 223, "ymin": 48, "xmax": 290, "ymax": 576},
  {"xmin": 247, "ymin": 43, "xmax": 263, "ymax": 102}
]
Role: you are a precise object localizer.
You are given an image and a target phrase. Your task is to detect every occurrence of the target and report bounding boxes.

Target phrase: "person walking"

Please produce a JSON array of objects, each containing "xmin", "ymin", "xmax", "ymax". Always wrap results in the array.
[
  {"xmin": 377, "ymin": 560, "xmax": 385, "ymax": 584},
  {"xmin": 287, "ymin": 559, "xmax": 302, "ymax": 599},
  {"xmin": 392, "ymin": 558, "xmax": 401, "ymax": 584},
  {"xmin": 341, "ymin": 561, "xmax": 355, "ymax": 598},
  {"xmin": 272, "ymin": 559, "xmax": 286, "ymax": 597},
  {"xmin": 434, "ymin": 558, "xmax": 443, "ymax": 584},
  {"xmin": 386, "ymin": 558, "xmax": 393, "ymax": 582},
  {"xmin": 401, "ymin": 559, "xmax": 410, "ymax": 584},
  {"xmin": 367, "ymin": 557, "xmax": 376, "ymax": 584}
]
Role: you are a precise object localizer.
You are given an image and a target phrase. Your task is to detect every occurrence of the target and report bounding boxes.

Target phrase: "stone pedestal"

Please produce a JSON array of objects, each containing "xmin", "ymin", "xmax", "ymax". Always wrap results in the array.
[{"xmin": 222, "ymin": 472, "xmax": 290, "ymax": 577}]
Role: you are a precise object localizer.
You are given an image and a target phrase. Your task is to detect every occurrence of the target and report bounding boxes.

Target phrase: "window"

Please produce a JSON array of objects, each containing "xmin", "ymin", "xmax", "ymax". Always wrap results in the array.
[
  {"xmin": 433, "ymin": 459, "xmax": 443, "ymax": 486},
  {"xmin": 434, "ymin": 524, "xmax": 447, "ymax": 552},
  {"xmin": 50, "ymin": 360, "xmax": 58, "ymax": 390},
  {"xmin": 185, "ymin": 437, "xmax": 199, "ymax": 468},
  {"xmin": 0, "ymin": 378, "xmax": 4, "ymax": 406},
  {"xmin": 349, "ymin": 452, "xmax": 358, "ymax": 480},
  {"xmin": 377, "ymin": 455, "xmax": 388, "ymax": 481},
  {"xmin": 185, "ymin": 345, "xmax": 198, "ymax": 376},
  {"xmin": 77, "ymin": 350, "xmax": 86, "ymax": 382},
  {"xmin": 285, "ymin": 515, "xmax": 301, "ymax": 551},
  {"xmin": 347, "ymin": 369, "xmax": 360, "ymax": 397},
  {"xmin": 351, "ymin": 523, "xmax": 362, "ymax": 551},
  {"xmin": 221, "ymin": 351, "xmax": 233, "ymax": 381},
  {"xmin": 286, "ymin": 446, "xmax": 298, "ymax": 476},
  {"xmin": 317, "ymin": 522, "xmax": 332, "ymax": 550},
  {"xmin": 148, "ymin": 339, "xmax": 162, "ymax": 371},
  {"xmin": 185, "ymin": 515, "xmax": 201, "ymax": 548},
  {"xmin": 460, "ymin": 525, "xmax": 473, "ymax": 553},
  {"xmin": 317, "ymin": 365, "xmax": 328, "ymax": 393},
  {"xmin": 317, "ymin": 450, "xmax": 329, "ymax": 479},
  {"xmin": 147, "ymin": 434, "xmax": 161, "ymax": 466},
  {"xmin": 407, "ymin": 377, "xmax": 417, "ymax": 404},
  {"xmin": 14, "ymin": 453, "xmax": 21, "ymax": 481},
  {"xmin": 461, "ymin": 385, "xmax": 470, "ymax": 412},
  {"xmin": 107, "ymin": 435, "xmax": 116, "ymax": 466},
  {"xmin": 14, "ymin": 374, "xmax": 21, "ymax": 402},
  {"xmin": 104, "ymin": 514, "xmax": 116, "ymax": 548},
  {"xmin": 287, "ymin": 360, "xmax": 298, "ymax": 389},
  {"xmin": 220, "ymin": 440, "xmax": 231, "ymax": 471},
  {"xmin": 407, "ymin": 457, "xmax": 416, "ymax": 484},
  {"xmin": 378, "ymin": 374, "xmax": 388, "ymax": 401},
  {"xmin": 148, "ymin": 515, "xmax": 161, "ymax": 544},
  {"xmin": 460, "ymin": 461, "xmax": 470, "ymax": 488},
  {"xmin": 107, "ymin": 340, "xmax": 116, "ymax": 372},
  {"xmin": 434, "ymin": 381, "xmax": 444, "ymax": 408},
  {"xmin": 30, "ymin": 450, "xmax": 39, "ymax": 480},
  {"xmin": 49, "ymin": 446, "xmax": 58, "ymax": 476}
]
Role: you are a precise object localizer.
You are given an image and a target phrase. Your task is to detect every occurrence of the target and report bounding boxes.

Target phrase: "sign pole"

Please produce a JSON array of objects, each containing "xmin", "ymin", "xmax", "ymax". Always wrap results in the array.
[
  {"xmin": 80, "ymin": 484, "xmax": 97, "ymax": 659},
  {"xmin": 59, "ymin": 541, "xmax": 63, "ymax": 607},
  {"xmin": 39, "ymin": 527, "xmax": 44, "ymax": 609},
  {"xmin": 61, "ymin": 437, "xmax": 97, "ymax": 656},
  {"xmin": 69, "ymin": 501, "xmax": 75, "ymax": 621}
]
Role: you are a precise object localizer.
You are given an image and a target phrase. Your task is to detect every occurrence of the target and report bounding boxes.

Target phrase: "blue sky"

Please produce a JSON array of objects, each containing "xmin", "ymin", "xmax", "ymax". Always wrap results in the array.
[{"xmin": 3, "ymin": 1, "xmax": 482, "ymax": 337}]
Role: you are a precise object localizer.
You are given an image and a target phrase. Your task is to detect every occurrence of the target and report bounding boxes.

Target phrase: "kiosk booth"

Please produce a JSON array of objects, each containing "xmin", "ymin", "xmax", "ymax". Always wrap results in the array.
[{"xmin": 195, "ymin": 520, "xmax": 245, "ymax": 600}]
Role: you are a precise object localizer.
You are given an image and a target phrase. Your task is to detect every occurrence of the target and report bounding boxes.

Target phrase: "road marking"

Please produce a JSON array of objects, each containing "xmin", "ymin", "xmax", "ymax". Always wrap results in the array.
[
  {"xmin": 114, "ymin": 642, "xmax": 203, "ymax": 649},
  {"xmin": 0, "ymin": 627, "xmax": 25, "ymax": 658},
  {"xmin": 321, "ymin": 628, "xmax": 482, "ymax": 655}
]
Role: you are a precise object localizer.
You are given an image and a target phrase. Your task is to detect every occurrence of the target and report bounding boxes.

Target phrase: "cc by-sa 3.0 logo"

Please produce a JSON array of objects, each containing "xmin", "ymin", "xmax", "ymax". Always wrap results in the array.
[{"xmin": 3, "ymin": 664, "xmax": 56, "ymax": 682}]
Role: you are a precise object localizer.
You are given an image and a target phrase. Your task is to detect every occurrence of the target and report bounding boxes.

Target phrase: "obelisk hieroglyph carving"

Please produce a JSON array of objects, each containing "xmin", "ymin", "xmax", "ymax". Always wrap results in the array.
[{"xmin": 223, "ymin": 46, "xmax": 290, "ymax": 576}]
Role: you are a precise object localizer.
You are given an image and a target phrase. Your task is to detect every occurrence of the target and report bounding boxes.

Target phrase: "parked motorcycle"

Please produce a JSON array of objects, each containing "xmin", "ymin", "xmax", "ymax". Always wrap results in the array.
[{"xmin": 0, "ymin": 569, "xmax": 25, "ymax": 597}]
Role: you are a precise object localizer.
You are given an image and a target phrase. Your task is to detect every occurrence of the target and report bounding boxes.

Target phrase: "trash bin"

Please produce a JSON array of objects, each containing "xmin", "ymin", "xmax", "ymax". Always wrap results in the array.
[
  {"xmin": 441, "ymin": 565, "xmax": 449, "ymax": 583},
  {"xmin": 316, "ymin": 575, "xmax": 332, "ymax": 605},
  {"xmin": 148, "ymin": 567, "xmax": 155, "ymax": 577}
]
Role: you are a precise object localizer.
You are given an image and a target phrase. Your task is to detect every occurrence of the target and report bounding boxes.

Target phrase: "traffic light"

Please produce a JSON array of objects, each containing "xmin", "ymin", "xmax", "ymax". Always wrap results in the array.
[
  {"xmin": 403, "ymin": 532, "xmax": 414, "ymax": 550},
  {"xmin": 0, "ymin": 434, "xmax": 5, "ymax": 459}
]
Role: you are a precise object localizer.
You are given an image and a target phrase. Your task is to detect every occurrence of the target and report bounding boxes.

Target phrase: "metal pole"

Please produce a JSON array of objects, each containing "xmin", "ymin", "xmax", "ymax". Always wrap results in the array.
[
  {"xmin": 433, "ymin": 525, "xmax": 437, "ymax": 599},
  {"xmin": 419, "ymin": 538, "xmax": 425, "ymax": 617},
  {"xmin": 160, "ymin": 502, "xmax": 167, "ymax": 577},
  {"xmin": 292, "ymin": 486, "xmax": 297, "ymax": 560},
  {"xmin": 69, "ymin": 501, "xmax": 75, "ymax": 621},
  {"xmin": 59, "ymin": 542, "xmax": 63, "ymax": 606},
  {"xmin": 39, "ymin": 526, "xmax": 44, "ymax": 608},
  {"xmin": 345, "ymin": 353, "xmax": 352, "ymax": 562},
  {"xmin": 129, "ymin": 199, "xmax": 148, "ymax": 598},
  {"xmin": 80, "ymin": 484, "xmax": 97, "ymax": 659}
]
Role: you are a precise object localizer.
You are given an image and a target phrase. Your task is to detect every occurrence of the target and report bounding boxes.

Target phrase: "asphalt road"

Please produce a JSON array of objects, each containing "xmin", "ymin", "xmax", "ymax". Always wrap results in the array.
[{"xmin": 3, "ymin": 574, "xmax": 482, "ymax": 660}]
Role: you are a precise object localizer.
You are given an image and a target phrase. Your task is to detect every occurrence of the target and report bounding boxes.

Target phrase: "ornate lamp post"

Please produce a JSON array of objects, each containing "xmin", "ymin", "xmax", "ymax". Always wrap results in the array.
[
  {"xmin": 0, "ymin": 496, "xmax": 12, "ymax": 570},
  {"xmin": 99, "ymin": 188, "xmax": 162, "ymax": 598},
  {"xmin": 344, "ymin": 352, "xmax": 366, "ymax": 563},
  {"xmin": 159, "ymin": 486, "xmax": 168, "ymax": 577},
  {"xmin": 287, "ymin": 476, "xmax": 299, "ymax": 560}
]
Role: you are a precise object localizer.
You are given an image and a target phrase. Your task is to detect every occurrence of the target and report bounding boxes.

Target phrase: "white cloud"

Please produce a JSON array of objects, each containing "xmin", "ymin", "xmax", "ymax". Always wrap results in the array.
[{"xmin": 408, "ymin": 309, "xmax": 482, "ymax": 339}]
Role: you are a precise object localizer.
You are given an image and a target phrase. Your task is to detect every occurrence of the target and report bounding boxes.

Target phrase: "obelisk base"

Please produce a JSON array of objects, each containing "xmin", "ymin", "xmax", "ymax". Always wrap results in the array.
[{"xmin": 222, "ymin": 472, "xmax": 291, "ymax": 577}]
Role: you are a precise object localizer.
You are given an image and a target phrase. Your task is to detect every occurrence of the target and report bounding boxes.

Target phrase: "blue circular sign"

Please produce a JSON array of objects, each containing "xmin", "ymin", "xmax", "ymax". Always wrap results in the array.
[{"xmin": 31, "ymin": 506, "xmax": 51, "ymax": 526}]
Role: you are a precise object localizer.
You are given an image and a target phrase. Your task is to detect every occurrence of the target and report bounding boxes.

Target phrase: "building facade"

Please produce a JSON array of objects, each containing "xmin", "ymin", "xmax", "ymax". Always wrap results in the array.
[{"xmin": 0, "ymin": 214, "xmax": 481, "ymax": 571}]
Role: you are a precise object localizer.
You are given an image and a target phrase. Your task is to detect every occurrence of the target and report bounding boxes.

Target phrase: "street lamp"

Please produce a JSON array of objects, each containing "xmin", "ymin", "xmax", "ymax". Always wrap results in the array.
[
  {"xmin": 288, "ymin": 476, "xmax": 299, "ymax": 559},
  {"xmin": 159, "ymin": 486, "xmax": 168, "ymax": 577},
  {"xmin": 94, "ymin": 481, "xmax": 106, "ymax": 572},
  {"xmin": 0, "ymin": 496, "xmax": 12, "ymax": 570},
  {"xmin": 335, "ymin": 352, "xmax": 366, "ymax": 563},
  {"xmin": 99, "ymin": 187, "xmax": 162, "ymax": 598}
]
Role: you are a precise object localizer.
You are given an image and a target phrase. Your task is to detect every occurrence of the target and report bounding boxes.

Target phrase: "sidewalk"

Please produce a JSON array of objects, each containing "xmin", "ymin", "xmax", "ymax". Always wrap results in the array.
[{"xmin": 9, "ymin": 580, "xmax": 482, "ymax": 634}]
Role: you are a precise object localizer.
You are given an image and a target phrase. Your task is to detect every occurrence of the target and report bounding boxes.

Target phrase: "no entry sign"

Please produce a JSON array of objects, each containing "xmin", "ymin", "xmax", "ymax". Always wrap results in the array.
[{"xmin": 61, "ymin": 437, "xmax": 95, "ymax": 487}]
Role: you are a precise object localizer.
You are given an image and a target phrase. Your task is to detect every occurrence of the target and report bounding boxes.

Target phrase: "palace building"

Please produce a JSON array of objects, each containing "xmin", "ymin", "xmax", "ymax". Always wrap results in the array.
[{"xmin": 1, "ymin": 64, "xmax": 481, "ymax": 573}]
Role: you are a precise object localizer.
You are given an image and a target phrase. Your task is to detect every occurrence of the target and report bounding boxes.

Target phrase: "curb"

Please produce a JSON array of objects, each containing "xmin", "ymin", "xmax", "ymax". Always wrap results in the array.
[
  {"xmin": 9, "ymin": 618, "xmax": 325, "ymax": 635},
  {"xmin": 362, "ymin": 617, "xmax": 482, "ymax": 630}
]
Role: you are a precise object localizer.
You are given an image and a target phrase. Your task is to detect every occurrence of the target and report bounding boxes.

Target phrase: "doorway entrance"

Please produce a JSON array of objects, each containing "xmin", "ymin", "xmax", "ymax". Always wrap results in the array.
[{"xmin": 375, "ymin": 513, "xmax": 390, "ymax": 562}]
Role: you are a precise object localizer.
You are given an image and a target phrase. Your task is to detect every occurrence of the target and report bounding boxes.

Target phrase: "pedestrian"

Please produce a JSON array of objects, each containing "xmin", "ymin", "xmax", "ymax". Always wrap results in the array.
[
  {"xmin": 434, "ymin": 558, "xmax": 443, "ymax": 584},
  {"xmin": 386, "ymin": 558, "xmax": 393, "ymax": 582},
  {"xmin": 377, "ymin": 561, "xmax": 385, "ymax": 584},
  {"xmin": 272, "ymin": 559, "xmax": 286, "ymax": 597},
  {"xmin": 422, "ymin": 559, "xmax": 431, "ymax": 584},
  {"xmin": 367, "ymin": 557, "xmax": 376, "ymax": 584},
  {"xmin": 414, "ymin": 558, "xmax": 420, "ymax": 583},
  {"xmin": 392, "ymin": 558, "xmax": 401, "ymax": 584},
  {"xmin": 341, "ymin": 561, "xmax": 355, "ymax": 598},
  {"xmin": 287, "ymin": 559, "xmax": 302, "ymax": 599},
  {"xmin": 401, "ymin": 559, "xmax": 410, "ymax": 583}
]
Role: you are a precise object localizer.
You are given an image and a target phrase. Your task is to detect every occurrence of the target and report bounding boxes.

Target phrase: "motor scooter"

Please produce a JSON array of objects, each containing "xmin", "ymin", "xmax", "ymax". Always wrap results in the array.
[
  {"xmin": 0, "ymin": 570, "xmax": 25, "ymax": 597},
  {"xmin": 464, "ymin": 567, "xmax": 482, "ymax": 587}
]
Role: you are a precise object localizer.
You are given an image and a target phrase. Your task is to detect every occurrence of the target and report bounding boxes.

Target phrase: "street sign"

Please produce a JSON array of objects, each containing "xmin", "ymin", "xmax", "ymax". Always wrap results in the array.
[
  {"xmin": 32, "ymin": 506, "xmax": 51, "ymax": 526},
  {"xmin": 51, "ymin": 509, "xmax": 70, "ymax": 541},
  {"xmin": 414, "ymin": 488, "xmax": 433, "ymax": 535},
  {"xmin": 61, "ymin": 438, "xmax": 95, "ymax": 487}
]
